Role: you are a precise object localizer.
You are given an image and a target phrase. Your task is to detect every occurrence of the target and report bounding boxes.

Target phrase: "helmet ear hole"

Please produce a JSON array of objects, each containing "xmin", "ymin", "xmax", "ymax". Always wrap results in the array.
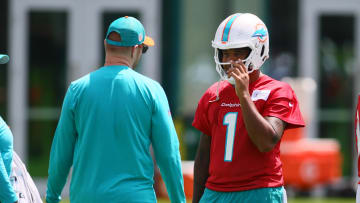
[
  {"xmin": 218, "ymin": 49, "xmax": 223, "ymax": 62},
  {"xmin": 260, "ymin": 45, "xmax": 265, "ymax": 57}
]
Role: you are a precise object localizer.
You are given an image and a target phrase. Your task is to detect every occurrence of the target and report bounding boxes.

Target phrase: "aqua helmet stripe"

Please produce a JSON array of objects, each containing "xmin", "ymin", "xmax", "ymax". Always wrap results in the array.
[{"xmin": 221, "ymin": 14, "xmax": 241, "ymax": 43}]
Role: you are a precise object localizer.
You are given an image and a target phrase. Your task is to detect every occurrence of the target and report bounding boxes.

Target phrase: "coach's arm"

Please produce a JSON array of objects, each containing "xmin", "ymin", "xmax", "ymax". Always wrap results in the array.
[{"xmin": 193, "ymin": 133, "xmax": 211, "ymax": 203}]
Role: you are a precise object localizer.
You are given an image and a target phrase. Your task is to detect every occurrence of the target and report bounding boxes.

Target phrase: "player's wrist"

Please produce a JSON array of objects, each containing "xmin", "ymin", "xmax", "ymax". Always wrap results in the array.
[{"xmin": 236, "ymin": 89, "xmax": 250, "ymax": 100}]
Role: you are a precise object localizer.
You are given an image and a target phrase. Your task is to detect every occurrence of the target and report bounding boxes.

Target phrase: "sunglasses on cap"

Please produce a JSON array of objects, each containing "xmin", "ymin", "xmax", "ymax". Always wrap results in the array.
[{"xmin": 142, "ymin": 45, "xmax": 148, "ymax": 54}]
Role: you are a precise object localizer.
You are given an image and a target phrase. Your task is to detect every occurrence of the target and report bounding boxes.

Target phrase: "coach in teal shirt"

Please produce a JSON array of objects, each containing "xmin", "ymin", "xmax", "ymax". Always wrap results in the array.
[
  {"xmin": 0, "ymin": 116, "xmax": 18, "ymax": 203},
  {"xmin": 0, "ymin": 54, "xmax": 18, "ymax": 203},
  {"xmin": 46, "ymin": 17, "xmax": 185, "ymax": 203}
]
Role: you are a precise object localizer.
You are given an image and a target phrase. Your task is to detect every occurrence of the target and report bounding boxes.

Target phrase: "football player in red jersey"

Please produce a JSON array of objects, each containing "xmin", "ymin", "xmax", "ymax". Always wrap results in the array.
[
  {"xmin": 355, "ymin": 95, "xmax": 360, "ymax": 203},
  {"xmin": 192, "ymin": 13, "xmax": 305, "ymax": 203}
]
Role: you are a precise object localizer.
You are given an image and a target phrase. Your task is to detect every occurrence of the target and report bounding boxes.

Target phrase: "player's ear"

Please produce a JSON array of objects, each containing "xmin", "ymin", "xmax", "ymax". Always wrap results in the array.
[
  {"xmin": 130, "ymin": 46, "xmax": 135, "ymax": 58},
  {"xmin": 131, "ymin": 45, "xmax": 140, "ymax": 58},
  {"xmin": 104, "ymin": 39, "xmax": 107, "ymax": 50}
]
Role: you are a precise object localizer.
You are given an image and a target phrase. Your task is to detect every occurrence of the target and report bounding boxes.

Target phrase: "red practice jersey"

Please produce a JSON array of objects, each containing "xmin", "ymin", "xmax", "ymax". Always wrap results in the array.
[
  {"xmin": 356, "ymin": 95, "xmax": 360, "ymax": 183},
  {"xmin": 193, "ymin": 75, "xmax": 305, "ymax": 192}
]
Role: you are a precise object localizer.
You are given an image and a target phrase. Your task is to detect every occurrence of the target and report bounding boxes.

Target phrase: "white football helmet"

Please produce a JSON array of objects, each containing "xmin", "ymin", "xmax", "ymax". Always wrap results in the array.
[{"xmin": 212, "ymin": 13, "xmax": 270, "ymax": 84}]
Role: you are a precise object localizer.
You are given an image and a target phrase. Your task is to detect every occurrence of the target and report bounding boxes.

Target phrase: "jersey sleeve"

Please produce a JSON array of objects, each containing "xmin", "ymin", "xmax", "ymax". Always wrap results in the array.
[
  {"xmin": 355, "ymin": 95, "xmax": 360, "ymax": 176},
  {"xmin": 46, "ymin": 84, "xmax": 78, "ymax": 203},
  {"xmin": 262, "ymin": 84, "xmax": 305, "ymax": 129},
  {"xmin": 192, "ymin": 92, "xmax": 212, "ymax": 136},
  {"xmin": 150, "ymin": 83, "xmax": 186, "ymax": 203}
]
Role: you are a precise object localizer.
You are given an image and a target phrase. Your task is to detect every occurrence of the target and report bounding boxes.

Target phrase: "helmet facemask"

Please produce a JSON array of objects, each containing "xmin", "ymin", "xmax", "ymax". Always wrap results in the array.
[{"xmin": 214, "ymin": 47, "xmax": 254, "ymax": 85}]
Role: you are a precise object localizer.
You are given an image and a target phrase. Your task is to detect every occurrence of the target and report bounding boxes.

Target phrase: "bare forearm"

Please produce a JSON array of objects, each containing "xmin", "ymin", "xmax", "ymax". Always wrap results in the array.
[
  {"xmin": 193, "ymin": 157, "xmax": 209, "ymax": 203},
  {"xmin": 238, "ymin": 92, "xmax": 277, "ymax": 152},
  {"xmin": 192, "ymin": 134, "xmax": 211, "ymax": 203}
]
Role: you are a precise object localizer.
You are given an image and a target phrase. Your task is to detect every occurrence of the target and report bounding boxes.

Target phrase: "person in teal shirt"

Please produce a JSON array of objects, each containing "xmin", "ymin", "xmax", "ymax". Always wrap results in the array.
[
  {"xmin": 0, "ymin": 54, "xmax": 18, "ymax": 203},
  {"xmin": 46, "ymin": 16, "xmax": 185, "ymax": 203}
]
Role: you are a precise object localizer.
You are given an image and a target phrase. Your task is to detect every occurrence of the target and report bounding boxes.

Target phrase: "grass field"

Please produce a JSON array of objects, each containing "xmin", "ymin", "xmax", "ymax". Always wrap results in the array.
[
  {"xmin": 58, "ymin": 197, "xmax": 355, "ymax": 202},
  {"xmin": 287, "ymin": 198, "xmax": 355, "ymax": 203},
  {"xmin": 158, "ymin": 198, "xmax": 356, "ymax": 203}
]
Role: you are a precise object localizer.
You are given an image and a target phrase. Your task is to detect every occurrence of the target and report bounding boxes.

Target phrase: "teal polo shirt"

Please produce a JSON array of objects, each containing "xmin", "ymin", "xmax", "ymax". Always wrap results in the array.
[
  {"xmin": 0, "ymin": 116, "xmax": 18, "ymax": 203},
  {"xmin": 46, "ymin": 66, "xmax": 185, "ymax": 203}
]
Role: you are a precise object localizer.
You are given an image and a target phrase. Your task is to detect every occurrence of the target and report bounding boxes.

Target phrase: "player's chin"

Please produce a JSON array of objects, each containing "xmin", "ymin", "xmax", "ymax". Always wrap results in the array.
[{"xmin": 227, "ymin": 72, "xmax": 233, "ymax": 79}]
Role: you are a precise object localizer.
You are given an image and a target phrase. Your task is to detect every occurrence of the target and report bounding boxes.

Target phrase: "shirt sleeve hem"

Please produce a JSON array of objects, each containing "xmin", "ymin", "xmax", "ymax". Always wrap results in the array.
[
  {"xmin": 192, "ymin": 122, "xmax": 211, "ymax": 136},
  {"xmin": 263, "ymin": 113, "xmax": 305, "ymax": 129}
]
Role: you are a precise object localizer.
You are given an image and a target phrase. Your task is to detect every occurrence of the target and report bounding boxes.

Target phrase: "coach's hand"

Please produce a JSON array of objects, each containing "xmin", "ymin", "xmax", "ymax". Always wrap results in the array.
[{"xmin": 228, "ymin": 60, "xmax": 250, "ymax": 98}]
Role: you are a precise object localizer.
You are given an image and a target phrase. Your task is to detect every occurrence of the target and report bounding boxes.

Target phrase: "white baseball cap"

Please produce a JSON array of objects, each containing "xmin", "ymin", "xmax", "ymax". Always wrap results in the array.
[{"xmin": 0, "ymin": 54, "xmax": 9, "ymax": 64}]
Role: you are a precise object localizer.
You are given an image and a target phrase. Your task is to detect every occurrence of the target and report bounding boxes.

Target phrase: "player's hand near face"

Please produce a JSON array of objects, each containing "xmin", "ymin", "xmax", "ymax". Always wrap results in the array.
[{"xmin": 227, "ymin": 60, "xmax": 250, "ymax": 98}]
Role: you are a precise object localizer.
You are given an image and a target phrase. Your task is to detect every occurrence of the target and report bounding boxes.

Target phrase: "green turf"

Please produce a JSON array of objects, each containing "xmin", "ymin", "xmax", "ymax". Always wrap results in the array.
[
  {"xmin": 58, "ymin": 197, "xmax": 355, "ymax": 203},
  {"xmin": 288, "ymin": 198, "xmax": 355, "ymax": 203}
]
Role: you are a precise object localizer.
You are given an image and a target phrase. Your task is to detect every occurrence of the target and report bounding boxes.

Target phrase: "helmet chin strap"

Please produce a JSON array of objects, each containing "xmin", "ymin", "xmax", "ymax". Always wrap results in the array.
[{"xmin": 209, "ymin": 79, "xmax": 221, "ymax": 103}]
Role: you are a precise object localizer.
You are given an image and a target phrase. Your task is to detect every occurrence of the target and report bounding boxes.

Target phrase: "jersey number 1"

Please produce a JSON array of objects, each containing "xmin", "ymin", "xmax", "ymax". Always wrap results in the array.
[{"xmin": 223, "ymin": 112, "xmax": 238, "ymax": 162}]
